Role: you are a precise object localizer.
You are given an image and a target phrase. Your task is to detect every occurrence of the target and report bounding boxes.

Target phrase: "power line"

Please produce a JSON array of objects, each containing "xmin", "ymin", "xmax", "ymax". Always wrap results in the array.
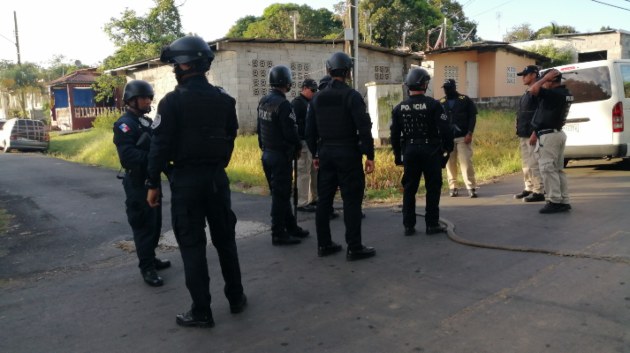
[{"xmin": 590, "ymin": 0, "xmax": 630, "ymax": 11}]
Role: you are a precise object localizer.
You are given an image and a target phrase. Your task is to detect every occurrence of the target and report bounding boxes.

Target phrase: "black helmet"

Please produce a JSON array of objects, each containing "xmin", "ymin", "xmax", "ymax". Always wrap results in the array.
[
  {"xmin": 123, "ymin": 80, "xmax": 154, "ymax": 103},
  {"xmin": 318, "ymin": 75, "xmax": 331, "ymax": 90},
  {"xmin": 326, "ymin": 52, "xmax": 353, "ymax": 75},
  {"xmin": 268, "ymin": 65, "xmax": 293, "ymax": 87},
  {"xmin": 160, "ymin": 35, "xmax": 214, "ymax": 66},
  {"xmin": 405, "ymin": 68, "xmax": 431, "ymax": 91}
]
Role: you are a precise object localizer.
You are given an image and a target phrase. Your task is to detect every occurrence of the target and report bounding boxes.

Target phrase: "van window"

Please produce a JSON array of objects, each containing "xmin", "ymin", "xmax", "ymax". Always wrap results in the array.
[
  {"xmin": 563, "ymin": 66, "xmax": 612, "ymax": 104},
  {"xmin": 621, "ymin": 64, "xmax": 630, "ymax": 98}
]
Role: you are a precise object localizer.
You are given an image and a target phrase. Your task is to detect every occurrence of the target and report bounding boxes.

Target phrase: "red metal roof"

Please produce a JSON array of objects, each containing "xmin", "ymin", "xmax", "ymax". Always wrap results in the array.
[{"xmin": 48, "ymin": 68, "xmax": 100, "ymax": 86}]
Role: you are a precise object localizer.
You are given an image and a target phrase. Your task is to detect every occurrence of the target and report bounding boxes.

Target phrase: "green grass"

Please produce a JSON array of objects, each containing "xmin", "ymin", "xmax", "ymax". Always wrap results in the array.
[
  {"xmin": 0, "ymin": 208, "xmax": 12, "ymax": 234},
  {"xmin": 48, "ymin": 109, "xmax": 521, "ymax": 201}
]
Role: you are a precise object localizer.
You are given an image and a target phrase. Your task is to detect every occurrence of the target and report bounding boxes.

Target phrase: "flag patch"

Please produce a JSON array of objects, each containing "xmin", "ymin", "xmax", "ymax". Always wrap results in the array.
[{"xmin": 119, "ymin": 123, "xmax": 131, "ymax": 133}]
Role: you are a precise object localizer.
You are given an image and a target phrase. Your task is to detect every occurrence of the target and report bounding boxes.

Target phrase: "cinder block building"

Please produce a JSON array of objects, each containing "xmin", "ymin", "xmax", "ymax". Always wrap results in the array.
[{"xmin": 108, "ymin": 38, "xmax": 422, "ymax": 134}]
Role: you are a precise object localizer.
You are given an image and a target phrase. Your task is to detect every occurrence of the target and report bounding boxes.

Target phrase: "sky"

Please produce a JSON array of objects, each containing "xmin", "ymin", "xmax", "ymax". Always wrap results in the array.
[{"xmin": 0, "ymin": 0, "xmax": 628, "ymax": 68}]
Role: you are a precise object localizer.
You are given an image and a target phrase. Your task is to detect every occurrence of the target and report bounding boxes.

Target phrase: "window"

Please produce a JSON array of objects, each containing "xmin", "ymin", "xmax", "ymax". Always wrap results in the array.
[
  {"xmin": 506, "ymin": 67, "xmax": 517, "ymax": 84},
  {"xmin": 251, "ymin": 59, "xmax": 273, "ymax": 96},
  {"xmin": 444, "ymin": 65, "xmax": 458, "ymax": 83},
  {"xmin": 620, "ymin": 64, "xmax": 630, "ymax": 98},
  {"xmin": 374, "ymin": 66, "xmax": 391, "ymax": 81},
  {"xmin": 563, "ymin": 66, "xmax": 612, "ymax": 103}
]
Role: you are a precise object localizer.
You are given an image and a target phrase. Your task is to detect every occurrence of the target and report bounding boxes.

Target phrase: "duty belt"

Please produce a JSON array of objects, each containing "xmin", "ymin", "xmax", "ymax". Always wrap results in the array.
[
  {"xmin": 536, "ymin": 129, "xmax": 560, "ymax": 137},
  {"xmin": 408, "ymin": 138, "xmax": 441, "ymax": 145}
]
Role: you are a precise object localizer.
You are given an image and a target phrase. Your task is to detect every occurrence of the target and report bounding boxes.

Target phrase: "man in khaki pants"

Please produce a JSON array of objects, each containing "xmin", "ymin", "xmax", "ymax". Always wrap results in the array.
[
  {"xmin": 439, "ymin": 79, "xmax": 478, "ymax": 198},
  {"xmin": 514, "ymin": 65, "xmax": 545, "ymax": 202},
  {"xmin": 291, "ymin": 79, "xmax": 318, "ymax": 212}
]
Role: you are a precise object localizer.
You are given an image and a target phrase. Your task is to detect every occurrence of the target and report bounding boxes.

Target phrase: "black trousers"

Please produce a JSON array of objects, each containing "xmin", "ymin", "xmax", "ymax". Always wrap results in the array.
[
  {"xmin": 261, "ymin": 150, "xmax": 298, "ymax": 236},
  {"xmin": 123, "ymin": 175, "xmax": 161, "ymax": 272},
  {"xmin": 316, "ymin": 146, "xmax": 365, "ymax": 250},
  {"xmin": 170, "ymin": 166, "xmax": 244, "ymax": 315},
  {"xmin": 401, "ymin": 144, "xmax": 443, "ymax": 228}
]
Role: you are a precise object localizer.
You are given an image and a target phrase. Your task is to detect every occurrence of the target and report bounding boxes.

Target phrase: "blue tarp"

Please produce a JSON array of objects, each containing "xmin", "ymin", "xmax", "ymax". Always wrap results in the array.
[
  {"xmin": 53, "ymin": 88, "xmax": 68, "ymax": 108},
  {"xmin": 72, "ymin": 88, "xmax": 95, "ymax": 107}
]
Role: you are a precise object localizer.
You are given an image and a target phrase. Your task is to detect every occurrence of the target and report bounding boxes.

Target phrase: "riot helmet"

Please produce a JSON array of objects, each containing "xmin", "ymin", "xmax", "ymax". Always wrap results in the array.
[
  {"xmin": 404, "ymin": 68, "xmax": 431, "ymax": 91},
  {"xmin": 160, "ymin": 35, "xmax": 214, "ymax": 73},
  {"xmin": 326, "ymin": 52, "xmax": 353, "ymax": 77},
  {"xmin": 268, "ymin": 65, "xmax": 293, "ymax": 90},
  {"xmin": 123, "ymin": 80, "xmax": 154, "ymax": 103}
]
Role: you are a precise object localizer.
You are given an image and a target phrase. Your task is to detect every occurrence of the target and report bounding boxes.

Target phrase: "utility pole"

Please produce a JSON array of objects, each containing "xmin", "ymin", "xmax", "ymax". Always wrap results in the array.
[
  {"xmin": 290, "ymin": 11, "xmax": 299, "ymax": 40},
  {"xmin": 14, "ymin": 11, "xmax": 21, "ymax": 65},
  {"xmin": 352, "ymin": 0, "xmax": 358, "ymax": 89}
]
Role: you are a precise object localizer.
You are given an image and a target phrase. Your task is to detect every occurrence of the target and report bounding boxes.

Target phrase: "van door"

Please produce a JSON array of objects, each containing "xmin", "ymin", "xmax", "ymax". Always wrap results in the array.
[{"xmin": 617, "ymin": 62, "xmax": 630, "ymax": 154}]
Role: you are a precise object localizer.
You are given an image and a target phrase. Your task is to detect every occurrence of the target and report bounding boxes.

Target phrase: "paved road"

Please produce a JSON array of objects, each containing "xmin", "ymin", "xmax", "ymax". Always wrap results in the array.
[{"xmin": 0, "ymin": 153, "xmax": 628, "ymax": 353}]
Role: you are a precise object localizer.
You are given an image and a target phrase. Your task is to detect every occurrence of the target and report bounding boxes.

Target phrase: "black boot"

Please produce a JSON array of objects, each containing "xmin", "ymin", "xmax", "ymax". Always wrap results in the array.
[
  {"xmin": 346, "ymin": 245, "xmax": 376, "ymax": 261},
  {"xmin": 141, "ymin": 269, "xmax": 163, "ymax": 287},
  {"xmin": 176, "ymin": 310, "xmax": 215, "ymax": 328},
  {"xmin": 154, "ymin": 258, "xmax": 171, "ymax": 270},
  {"xmin": 229, "ymin": 294, "xmax": 248, "ymax": 314},
  {"xmin": 426, "ymin": 224, "xmax": 447, "ymax": 235},
  {"xmin": 318, "ymin": 241, "xmax": 343, "ymax": 257},
  {"xmin": 272, "ymin": 232, "xmax": 302, "ymax": 246}
]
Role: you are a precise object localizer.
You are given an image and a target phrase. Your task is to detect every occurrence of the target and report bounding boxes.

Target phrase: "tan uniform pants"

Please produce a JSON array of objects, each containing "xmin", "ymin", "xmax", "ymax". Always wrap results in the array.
[
  {"xmin": 297, "ymin": 140, "xmax": 317, "ymax": 207},
  {"xmin": 519, "ymin": 137, "xmax": 544, "ymax": 194},
  {"xmin": 535, "ymin": 131, "xmax": 569, "ymax": 204},
  {"xmin": 446, "ymin": 136, "xmax": 477, "ymax": 190}
]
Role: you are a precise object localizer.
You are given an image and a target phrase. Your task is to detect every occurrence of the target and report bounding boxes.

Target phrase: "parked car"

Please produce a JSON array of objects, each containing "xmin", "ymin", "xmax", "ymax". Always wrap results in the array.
[
  {"xmin": 0, "ymin": 118, "xmax": 50, "ymax": 153},
  {"xmin": 550, "ymin": 59, "xmax": 630, "ymax": 164}
]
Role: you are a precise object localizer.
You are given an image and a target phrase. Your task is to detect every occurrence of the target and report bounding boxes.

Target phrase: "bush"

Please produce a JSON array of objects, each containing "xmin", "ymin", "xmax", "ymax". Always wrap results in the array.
[{"xmin": 92, "ymin": 110, "xmax": 121, "ymax": 130}]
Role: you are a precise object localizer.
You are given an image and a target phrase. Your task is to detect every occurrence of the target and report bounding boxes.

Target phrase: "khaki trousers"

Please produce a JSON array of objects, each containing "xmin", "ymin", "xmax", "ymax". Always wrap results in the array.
[
  {"xmin": 519, "ymin": 137, "xmax": 544, "ymax": 194},
  {"xmin": 297, "ymin": 140, "xmax": 317, "ymax": 207},
  {"xmin": 535, "ymin": 131, "xmax": 569, "ymax": 204},
  {"xmin": 446, "ymin": 136, "xmax": 477, "ymax": 190}
]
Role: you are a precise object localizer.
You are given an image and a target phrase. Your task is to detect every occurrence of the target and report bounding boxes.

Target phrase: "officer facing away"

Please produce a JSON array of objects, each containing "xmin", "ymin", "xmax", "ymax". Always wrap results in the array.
[
  {"xmin": 146, "ymin": 35, "xmax": 247, "ymax": 328},
  {"xmin": 390, "ymin": 68, "xmax": 454, "ymax": 236},
  {"xmin": 528, "ymin": 68, "xmax": 574, "ymax": 214},
  {"xmin": 113, "ymin": 80, "xmax": 170, "ymax": 287},
  {"xmin": 440, "ymin": 79, "xmax": 478, "ymax": 198},
  {"xmin": 305, "ymin": 51, "xmax": 376, "ymax": 261},
  {"xmin": 257, "ymin": 65, "xmax": 309, "ymax": 245}
]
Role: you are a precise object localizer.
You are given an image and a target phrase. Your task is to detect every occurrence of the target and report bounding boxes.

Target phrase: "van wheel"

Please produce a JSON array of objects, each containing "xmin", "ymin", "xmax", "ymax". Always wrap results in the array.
[{"xmin": 563, "ymin": 158, "xmax": 570, "ymax": 167}]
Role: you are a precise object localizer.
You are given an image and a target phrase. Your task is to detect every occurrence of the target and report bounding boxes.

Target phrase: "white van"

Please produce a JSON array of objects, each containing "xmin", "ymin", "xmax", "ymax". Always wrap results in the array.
[
  {"xmin": 553, "ymin": 59, "xmax": 630, "ymax": 164},
  {"xmin": 0, "ymin": 118, "xmax": 50, "ymax": 153}
]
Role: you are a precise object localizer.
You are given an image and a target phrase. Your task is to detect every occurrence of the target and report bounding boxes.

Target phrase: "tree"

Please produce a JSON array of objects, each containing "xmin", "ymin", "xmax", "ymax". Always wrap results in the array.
[
  {"xmin": 428, "ymin": 0, "xmax": 478, "ymax": 45},
  {"xmin": 359, "ymin": 0, "xmax": 442, "ymax": 51},
  {"xmin": 0, "ymin": 61, "xmax": 43, "ymax": 118},
  {"xmin": 226, "ymin": 16, "xmax": 261, "ymax": 37},
  {"xmin": 229, "ymin": 4, "xmax": 342, "ymax": 40},
  {"xmin": 525, "ymin": 43, "xmax": 574, "ymax": 66},
  {"xmin": 96, "ymin": 0, "xmax": 185, "ymax": 102},
  {"xmin": 534, "ymin": 22, "xmax": 577, "ymax": 39},
  {"xmin": 503, "ymin": 23, "xmax": 535, "ymax": 42}
]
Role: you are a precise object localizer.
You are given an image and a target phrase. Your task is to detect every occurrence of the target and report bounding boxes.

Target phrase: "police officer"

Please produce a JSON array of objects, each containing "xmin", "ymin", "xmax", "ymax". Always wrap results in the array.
[
  {"xmin": 528, "ymin": 68, "xmax": 574, "ymax": 214},
  {"xmin": 390, "ymin": 68, "xmax": 453, "ymax": 236},
  {"xmin": 113, "ymin": 80, "xmax": 170, "ymax": 287},
  {"xmin": 514, "ymin": 65, "xmax": 545, "ymax": 202},
  {"xmin": 305, "ymin": 51, "xmax": 376, "ymax": 261},
  {"xmin": 291, "ymin": 79, "xmax": 319, "ymax": 213},
  {"xmin": 440, "ymin": 79, "xmax": 478, "ymax": 198},
  {"xmin": 146, "ymin": 35, "xmax": 246, "ymax": 328}
]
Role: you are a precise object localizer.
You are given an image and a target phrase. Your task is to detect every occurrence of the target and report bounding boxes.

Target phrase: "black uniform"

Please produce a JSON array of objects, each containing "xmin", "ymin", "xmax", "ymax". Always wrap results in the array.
[
  {"xmin": 440, "ymin": 94, "xmax": 477, "ymax": 138},
  {"xmin": 113, "ymin": 111, "xmax": 161, "ymax": 272},
  {"xmin": 390, "ymin": 94, "xmax": 453, "ymax": 230},
  {"xmin": 147, "ymin": 75, "xmax": 244, "ymax": 318},
  {"xmin": 257, "ymin": 88, "xmax": 302, "ymax": 238},
  {"xmin": 305, "ymin": 79, "xmax": 374, "ymax": 251},
  {"xmin": 517, "ymin": 92, "xmax": 538, "ymax": 138},
  {"xmin": 291, "ymin": 93, "xmax": 309, "ymax": 140}
]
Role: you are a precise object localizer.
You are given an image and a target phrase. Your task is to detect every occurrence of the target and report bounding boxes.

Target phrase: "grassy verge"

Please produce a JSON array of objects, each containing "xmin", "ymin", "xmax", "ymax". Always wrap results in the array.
[
  {"xmin": 48, "ymin": 109, "xmax": 520, "ymax": 201},
  {"xmin": 0, "ymin": 208, "xmax": 11, "ymax": 233}
]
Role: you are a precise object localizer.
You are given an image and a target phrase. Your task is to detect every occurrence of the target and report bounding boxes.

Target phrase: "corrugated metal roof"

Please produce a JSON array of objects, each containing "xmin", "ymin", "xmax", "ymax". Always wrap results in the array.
[
  {"xmin": 48, "ymin": 68, "xmax": 100, "ymax": 86},
  {"xmin": 106, "ymin": 37, "xmax": 423, "ymax": 74},
  {"xmin": 425, "ymin": 41, "xmax": 549, "ymax": 63}
]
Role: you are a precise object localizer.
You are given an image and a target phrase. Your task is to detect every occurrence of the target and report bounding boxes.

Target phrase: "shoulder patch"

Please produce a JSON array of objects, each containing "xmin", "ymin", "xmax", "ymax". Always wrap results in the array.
[
  {"xmin": 139, "ymin": 117, "xmax": 151, "ymax": 127},
  {"xmin": 151, "ymin": 114, "xmax": 161, "ymax": 129},
  {"xmin": 118, "ymin": 123, "xmax": 131, "ymax": 133}
]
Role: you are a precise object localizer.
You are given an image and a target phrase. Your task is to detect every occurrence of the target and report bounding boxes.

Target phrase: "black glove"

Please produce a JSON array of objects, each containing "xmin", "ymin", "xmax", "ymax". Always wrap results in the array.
[{"xmin": 394, "ymin": 155, "xmax": 403, "ymax": 166}]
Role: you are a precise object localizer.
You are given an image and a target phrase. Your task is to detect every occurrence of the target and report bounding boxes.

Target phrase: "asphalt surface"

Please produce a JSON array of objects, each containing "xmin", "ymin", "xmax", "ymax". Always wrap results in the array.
[{"xmin": 0, "ymin": 153, "xmax": 629, "ymax": 353}]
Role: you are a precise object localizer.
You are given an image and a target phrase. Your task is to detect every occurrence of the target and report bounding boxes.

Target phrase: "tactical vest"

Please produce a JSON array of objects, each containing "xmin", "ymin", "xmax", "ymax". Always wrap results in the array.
[
  {"xmin": 399, "ymin": 96, "xmax": 440, "ymax": 141},
  {"xmin": 313, "ymin": 84, "xmax": 356, "ymax": 144},
  {"xmin": 173, "ymin": 84, "xmax": 232, "ymax": 165},
  {"xmin": 258, "ymin": 91, "xmax": 287, "ymax": 150},
  {"xmin": 292, "ymin": 94, "xmax": 308, "ymax": 139},
  {"xmin": 441, "ymin": 95, "xmax": 470, "ymax": 137},
  {"xmin": 531, "ymin": 86, "xmax": 574, "ymax": 131},
  {"xmin": 516, "ymin": 92, "xmax": 538, "ymax": 137}
]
